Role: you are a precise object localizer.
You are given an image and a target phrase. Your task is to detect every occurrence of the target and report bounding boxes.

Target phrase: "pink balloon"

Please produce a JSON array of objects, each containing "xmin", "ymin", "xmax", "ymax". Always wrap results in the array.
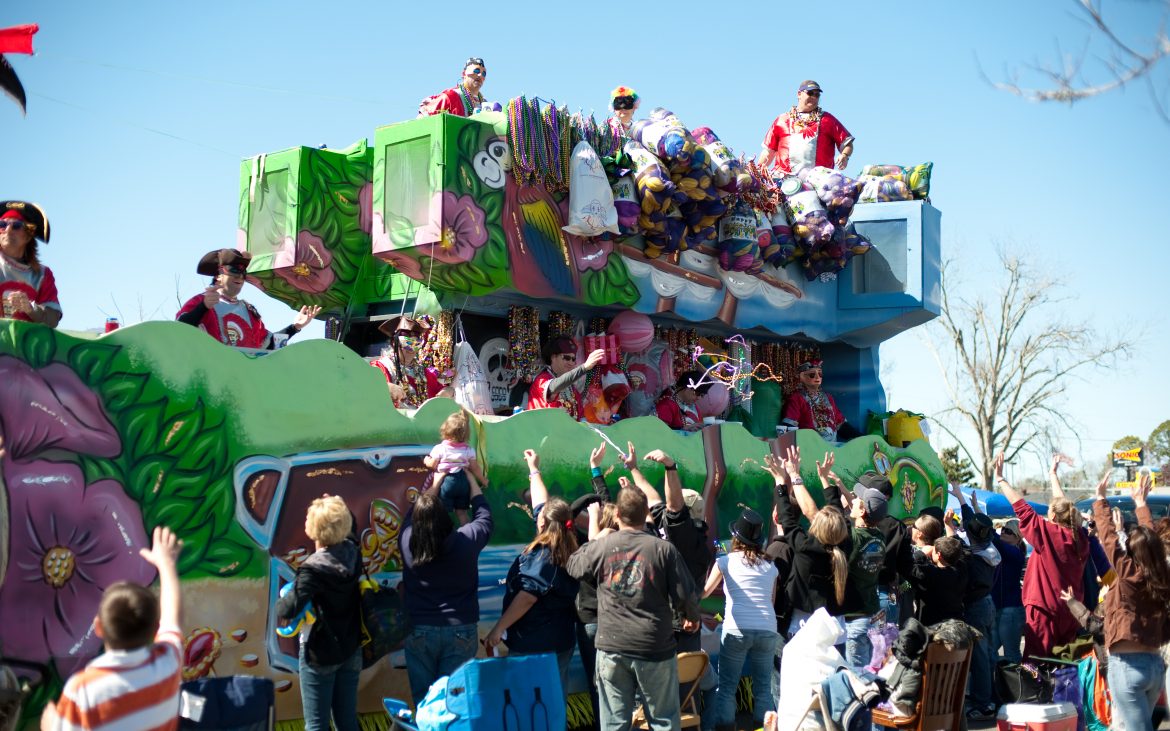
[
  {"xmin": 608, "ymin": 310, "xmax": 655, "ymax": 353},
  {"xmin": 696, "ymin": 383, "xmax": 729, "ymax": 418}
]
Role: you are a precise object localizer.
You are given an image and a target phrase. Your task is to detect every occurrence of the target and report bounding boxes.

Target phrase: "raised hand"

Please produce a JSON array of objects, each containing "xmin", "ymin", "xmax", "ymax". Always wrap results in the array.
[
  {"xmin": 293, "ymin": 305, "xmax": 322, "ymax": 330},
  {"xmin": 589, "ymin": 442, "xmax": 606, "ymax": 470},
  {"xmin": 202, "ymin": 285, "xmax": 222, "ymax": 308},
  {"xmin": 524, "ymin": 449, "xmax": 540, "ymax": 472},
  {"xmin": 584, "ymin": 349, "xmax": 607, "ymax": 369},
  {"xmin": 993, "ymin": 452, "xmax": 1006, "ymax": 481},
  {"xmin": 1134, "ymin": 470, "xmax": 1152, "ymax": 505},
  {"xmin": 139, "ymin": 526, "xmax": 183, "ymax": 570},
  {"xmin": 1095, "ymin": 467, "xmax": 1112, "ymax": 498},
  {"xmin": 815, "ymin": 452, "xmax": 835, "ymax": 480},
  {"xmin": 763, "ymin": 454, "xmax": 786, "ymax": 482},
  {"xmin": 622, "ymin": 441, "xmax": 638, "ymax": 471},
  {"xmin": 644, "ymin": 449, "xmax": 676, "ymax": 469}
]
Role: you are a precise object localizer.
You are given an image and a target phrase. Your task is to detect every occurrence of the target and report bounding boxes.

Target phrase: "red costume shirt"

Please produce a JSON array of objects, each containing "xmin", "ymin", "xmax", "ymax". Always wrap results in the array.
[
  {"xmin": 762, "ymin": 110, "xmax": 852, "ymax": 174},
  {"xmin": 655, "ymin": 391, "xmax": 700, "ymax": 430},
  {"xmin": 0, "ymin": 254, "xmax": 60, "ymax": 321},
  {"xmin": 528, "ymin": 368, "xmax": 580, "ymax": 419},
  {"xmin": 176, "ymin": 294, "xmax": 271, "ymax": 349},
  {"xmin": 781, "ymin": 388, "xmax": 845, "ymax": 439},
  {"xmin": 371, "ymin": 357, "xmax": 441, "ymax": 408},
  {"xmin": 423, "ymin": 87, "xmax": 482, "ymax": 117}
]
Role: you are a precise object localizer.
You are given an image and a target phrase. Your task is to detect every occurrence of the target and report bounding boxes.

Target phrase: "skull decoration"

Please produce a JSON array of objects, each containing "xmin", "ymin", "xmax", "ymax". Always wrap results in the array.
[{"xmin": 477, "ymin": 337, "xmax": 519, "ymax": 412}]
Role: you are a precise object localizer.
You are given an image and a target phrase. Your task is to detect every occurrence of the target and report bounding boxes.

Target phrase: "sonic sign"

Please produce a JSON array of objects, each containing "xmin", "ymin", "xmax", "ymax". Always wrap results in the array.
[{"xmin": 1112, "ymin": 447, "xmax": 1144, "ymax": 467}]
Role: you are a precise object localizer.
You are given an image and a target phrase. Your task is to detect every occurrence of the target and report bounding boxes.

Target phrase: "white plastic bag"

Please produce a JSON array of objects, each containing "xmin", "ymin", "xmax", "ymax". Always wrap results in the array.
[
  {"xmin": 777, "ymin": 608, "xmax": 847, "ymax": 731},
  {"xmin": 563, "ymin": 141, "xmax": 620, "ymax": 236},
  {"xmin": 453, "ymin": 340, "xmax": 493, "ymax": 416}
]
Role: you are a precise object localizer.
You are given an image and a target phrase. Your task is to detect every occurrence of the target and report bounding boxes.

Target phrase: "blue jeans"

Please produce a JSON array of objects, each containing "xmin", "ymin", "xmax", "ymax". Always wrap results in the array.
[
  {"xmin": 716, "ymin": 628, "xmax": 780, "ymax": 725},
  {"xmin": 578, "ymin": 622, "xmax": 600, "ymax": 731},
  {"xmin": 992, "ymin": 605, "xmax": 1024, "ymax": 664},
  {"xmin": 963, "ymin": 595, "xmax": 995, "ymax": 711},
  {"xmin": 404, "ymin": 623, "xmax": 479, "ymax": 705},
  {"xmin": 845, "ymin": 616, "xmax": 876, "ymax": 670},
  {"xmin": 298, "ymin": 645, "xmax": 361, "ymax": 731},
  {"xmin": 596, "ymin": 649, "xmax": 679, "ymax": 731},
  {"xmin": 1106, "ymin": 651, "xmax": 1166, "ymax": 731}
]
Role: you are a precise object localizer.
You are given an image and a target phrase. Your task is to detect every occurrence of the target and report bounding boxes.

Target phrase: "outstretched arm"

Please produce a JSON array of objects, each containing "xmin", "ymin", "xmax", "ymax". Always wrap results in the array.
[
  {"xmin": 1048, "ymin": 454, "xmax": 1067, "ymax": 501},
  {"xmin": 139, "ymin": 526, "xmax": 183, "ymax": 631},
  {"xmin": 623, "ymin": 442, "xmax": 662, "ymax": 507},
  {"xmin": 783, "ymin": 444, "xmax": 819, "ymax": 520},
  {"xmin": 524, "ymin": 449, "xmax": 549, "ymax": 509},
  {"xmin": 993, "ymin": 452, "xmax": 1024, "ymax": 504},
  {"xmin": 645, "ymin": 450, "xmax": 684, "ymax": 513}
]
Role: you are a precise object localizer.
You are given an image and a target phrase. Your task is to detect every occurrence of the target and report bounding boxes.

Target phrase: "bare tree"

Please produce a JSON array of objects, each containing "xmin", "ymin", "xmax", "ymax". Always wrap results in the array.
[
  {"xmin": 990, "ymin": 0, "xmax": 1170, "ymax": 120},
  {"xmin": 926, "ymin": 251, "xmax": 1133, "ymax": 489}
]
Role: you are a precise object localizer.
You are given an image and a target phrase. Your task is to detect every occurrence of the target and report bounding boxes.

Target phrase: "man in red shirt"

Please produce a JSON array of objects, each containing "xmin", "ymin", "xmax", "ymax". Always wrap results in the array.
[
  {"xmin": 527, "ymin": 336, "xmax": 605, "ymax": 419},
  {"xmin": 419, "ymin": 57, "xmax": 487, "ymax": 117},
  {"xmin": 176, "ymin": 248, "xmax": 319, "ymax": 349},
  {"xmin": 655, "ymin": 371, "xmax": 703, "ymax": 431},
  {"xmin": 759, "ymin": 80, "xmax": 855, "ymax": 174}
]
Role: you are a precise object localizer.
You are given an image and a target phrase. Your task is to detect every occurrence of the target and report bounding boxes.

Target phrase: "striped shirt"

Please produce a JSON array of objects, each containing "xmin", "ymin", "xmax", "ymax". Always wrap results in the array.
[{"xmin": 44, "ymin": 627, "xmax": 183, "ymax": 731}]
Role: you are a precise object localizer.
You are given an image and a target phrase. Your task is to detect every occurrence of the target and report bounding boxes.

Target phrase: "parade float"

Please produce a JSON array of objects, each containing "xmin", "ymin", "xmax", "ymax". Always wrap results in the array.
[{"xmin": 1, "ymin": 99, "xmax": 944, "ymax": 728}]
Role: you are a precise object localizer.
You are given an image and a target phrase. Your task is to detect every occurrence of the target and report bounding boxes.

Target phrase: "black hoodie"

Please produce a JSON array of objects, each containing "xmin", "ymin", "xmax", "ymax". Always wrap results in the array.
[{"xmin": 276, "ymin": 536, "xmax": 363, "ymax": 667}]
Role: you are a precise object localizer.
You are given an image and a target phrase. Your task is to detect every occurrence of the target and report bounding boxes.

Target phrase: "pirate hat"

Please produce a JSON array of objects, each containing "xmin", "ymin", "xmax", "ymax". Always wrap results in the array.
[
  {"xmin": 377, "ymin": 315, "xmax": 431, "ymax": 339},
  {"xmin": 1, "ymin": 200, "xmax": 50, "ymax": 243},
  {"xmin": 197, "ymin": 248, "xmax": 252, "ymax": 277}
]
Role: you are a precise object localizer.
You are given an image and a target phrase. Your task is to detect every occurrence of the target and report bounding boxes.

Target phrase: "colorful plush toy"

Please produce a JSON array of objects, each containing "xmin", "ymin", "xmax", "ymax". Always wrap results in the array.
[
  {"xmin": 692, "ymin": 126, "xmax": 752, "ymax": 192},
  {"xmin": 275, "ymin": 583, "xmax": 315, "ymax": 637}
]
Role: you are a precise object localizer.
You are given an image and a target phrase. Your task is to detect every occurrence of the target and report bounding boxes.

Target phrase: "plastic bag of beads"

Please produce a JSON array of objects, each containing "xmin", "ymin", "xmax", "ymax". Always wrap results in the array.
[
  {"xmin": 611, "ymin": 174, "xmax": 640, "ymax": 234},
  {"xmin": 563, "ymin": 141, "xmax": 621, "ymax": 237},
  {"xmin": 859, "ymin": 164, "xmax": 905, "ymax": 179},
  {"xmin": 635, "ymin": 108, "xmax": 701, "ymax": 172},
  {"xmin": 716, "ymin": 201, "xmax": 760, "ymax": 272},
  {"xmin": 624, "ymin": 140, "xmax": 675, "ymax": 215},
  {"xmin": 643, "ymin": 210, "xmax": 686, "ymax": 259},
  {"xmin": 802, "ymin": 166, "xmax": 862, "ymax": 226},
  {"xmin": 858, "ymin": 175, "xmax": 914, "ymax": 203},
  {"xmin": 780, "ymin": 176, "xmax": 835, "ymax": 246},
  {"xmin": 764, "ymin": 209, "xmax": 797, "ymax": 266},
  {"xmin": 692, "ymin": 126, "xmax": 751, "ymax": 192},
  {"xmin": 904, "ymin": 162, "xmax": 933, "ymax": 199}
]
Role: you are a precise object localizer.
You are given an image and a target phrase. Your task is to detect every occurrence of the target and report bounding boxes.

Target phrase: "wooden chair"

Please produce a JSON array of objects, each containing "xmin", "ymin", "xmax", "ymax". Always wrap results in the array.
[
  {"xmin": 632, "ymin": 651, "xmax": 709, "ymax": 729},
  {"xmin": 872, "ymin": 642, "xmax": 972, "ymax": 731}
]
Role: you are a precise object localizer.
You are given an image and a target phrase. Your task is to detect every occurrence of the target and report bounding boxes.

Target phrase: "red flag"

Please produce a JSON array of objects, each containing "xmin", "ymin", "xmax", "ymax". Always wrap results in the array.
[{"xmin": 0, "ymin": 24, "xmax": 39, "ymax": 55}]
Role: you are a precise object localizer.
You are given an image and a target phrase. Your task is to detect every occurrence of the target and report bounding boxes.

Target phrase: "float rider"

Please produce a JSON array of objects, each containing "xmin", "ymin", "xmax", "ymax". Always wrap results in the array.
[
  {"xmin": 419, "ymin": 57, "xmax": 487, "ymax": 117},
  {"xmin": 759, "ymin": 80, "xmax": 854, "ymax": 174},
  {"xmin": 527, "ymin": 336, "xmax": 606, "ymax": 419}
]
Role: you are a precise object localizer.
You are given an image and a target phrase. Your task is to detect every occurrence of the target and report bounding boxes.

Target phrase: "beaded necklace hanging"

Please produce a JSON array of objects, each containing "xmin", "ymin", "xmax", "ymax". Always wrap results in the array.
[
  {"xmin": 456, "ymin": 83, "xmax": 483, "ymax": 116},
  {"xmin": 508, "ymin": 305, "xmax": 541, "ymax": 381},
  {"xmin": 547, "ymin": 310, "xmax": 574, "ymax": 339},
  {"xmin": 786, "ymin": 106, "xmax": 823, "ymax": 133}
]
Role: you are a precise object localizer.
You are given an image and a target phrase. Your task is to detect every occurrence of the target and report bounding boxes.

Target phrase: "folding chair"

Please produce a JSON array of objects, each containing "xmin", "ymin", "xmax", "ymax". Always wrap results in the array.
[
  {"xmin": 632, "ymin": 651, "xmax": 710, "ymax": 730},
  {"xmin": 179, "ymin": 675, "xmax": 276, "ymax": 731},
  {"xmin": 871, "ymin": 642, "xmax": 971, "ymax": 731}
]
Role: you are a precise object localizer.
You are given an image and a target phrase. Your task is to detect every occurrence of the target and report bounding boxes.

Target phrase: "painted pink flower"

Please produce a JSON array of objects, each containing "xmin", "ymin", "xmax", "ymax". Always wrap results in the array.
[
  {"xmin": 572, "ymin": 236, "xmax": 614, "ymax": 273},
  {"xmin": 0, "ymin": 357, "xmax": 121, "ymax": 460},
  {"xmin": 0, "ymin": 461, "xmax": 154, "ymax": 675},
  {"xmin": 416, "ymin": 192, "xmax": 488, "ymax": 265},
  {"xmin": 274, "ymin": 230, "xmax": 335, "ymax": 294},
  {"xmin": 379, "ymin": 250, "xmax": 426, "ymax": 281},
  {"xmin": 358, "ymin": 183, "xmax": 372, "ymax": 235}
]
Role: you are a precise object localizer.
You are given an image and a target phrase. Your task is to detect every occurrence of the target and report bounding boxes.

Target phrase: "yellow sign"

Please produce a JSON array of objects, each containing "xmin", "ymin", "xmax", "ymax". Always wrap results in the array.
[{"xmin": 1112, "ymin": 447, "xmax": 1144, "ymax": 467}]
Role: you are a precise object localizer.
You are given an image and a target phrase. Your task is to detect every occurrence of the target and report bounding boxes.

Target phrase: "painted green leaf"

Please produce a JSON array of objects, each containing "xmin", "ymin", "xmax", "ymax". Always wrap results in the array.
[
  {"xmin": 128, "ymin": 456, "xmax": 176, "ymax": 503},
  {"xmin": 174, "ymin": 519, "xmax": 214, "ymax": 574},
  {"xmin": 19, "ymin": 324, "xmax": 55, "ymax": 368},
  {"xmin": 175, "ymin": 425, "xmax": 228, "ymax": 476},
  {"xmin": 122, "ymin": 399, "xmax": 167, "ymax": 460},
  {"xmin": 68, "ymin": 342, "xmax": 121, "ymax": 385},
  {"xmin": 78, "ymin": 454, "xmax": 124, "ymax": 488},
  {"xmin": 201, "ymin": 536, "xmax": 258, "ymax": 577},
  {"xmin": 101, "ymin": 372, "xmax": 150, "ymax": 412},
  {"xmin": 160, "ymin": 403, "xmax": 205, "ymax": 456}
]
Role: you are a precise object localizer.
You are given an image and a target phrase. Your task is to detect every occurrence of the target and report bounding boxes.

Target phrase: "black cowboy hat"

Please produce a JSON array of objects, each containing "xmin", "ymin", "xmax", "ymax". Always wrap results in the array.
[
  {"xmin": 729, "ymin": 508, "xmax": 765, "ymax": 549},
  {"xmin": 197, "ymin": 248, "xmax": 252, "ymax": 276},
  {"xmin": 1, "ymin": 200, "xmax": 50, "ymax": 243},
  {"xmin": 377, "ymin": 315, "xmax": 431, "ymax": 339}
]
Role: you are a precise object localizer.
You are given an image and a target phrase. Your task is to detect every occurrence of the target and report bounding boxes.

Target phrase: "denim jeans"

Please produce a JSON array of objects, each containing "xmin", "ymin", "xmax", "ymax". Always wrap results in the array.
[
  {"xmin": 578, "ymin": 622, "xmax": 600, "ymax": 731},
  {"xmin": 596, "ymin": 649, "xmax": 679, "ymax": 731},
  {"xmin": 992, "ymin": 605, "xmax": 1024, "ymax": 664},
  {"xmin": 298, "ymin": 645, "xmax": 361, "ymax": 731},
  {"xmin": 963, "ymin": 595, "xmax": 996, "ymax": 711},
  {"xmin": 845, "ymin": 616, "xmax": 875, "ymax": 670},
  {"xmin": 1106, "ymin": 651, "xmax": 1166, "ymax": 731},
  {"xmin": 716, "ymin": 628, "xmax": 780, "ymax": 725},
  {"xmin": 877, "ymin": 587, "xmax": 899, "ymax": 628},
  {"xmin": 404, "ymin": 623, "xmax": 479, "ymax": 705}
]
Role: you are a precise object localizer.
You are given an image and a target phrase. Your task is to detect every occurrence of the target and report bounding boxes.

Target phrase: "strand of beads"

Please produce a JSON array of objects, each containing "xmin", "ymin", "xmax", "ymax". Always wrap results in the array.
[
  {"xmin": 547, "ymin": 310, "xmax": 574, "ymax": 339},
  {"xmin": 508, "ymin": 305, "xmax": 541, "ymax": 381}
]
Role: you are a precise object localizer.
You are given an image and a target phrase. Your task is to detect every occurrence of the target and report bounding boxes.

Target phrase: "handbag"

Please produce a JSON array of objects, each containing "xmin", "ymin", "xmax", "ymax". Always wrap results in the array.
[
  {"xmin": 359, "ymin": 573, "xmax": 412, "ymax": 670},
  {"xmin": 994, "ymin": 660, "xmax": 1054, "ymax": 704}
]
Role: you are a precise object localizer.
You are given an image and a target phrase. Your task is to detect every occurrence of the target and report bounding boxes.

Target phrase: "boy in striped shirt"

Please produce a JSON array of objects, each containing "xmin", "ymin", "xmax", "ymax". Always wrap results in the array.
[{"xmin": 42, "ymin": 527, "xmax": 184, "ymax": 731}]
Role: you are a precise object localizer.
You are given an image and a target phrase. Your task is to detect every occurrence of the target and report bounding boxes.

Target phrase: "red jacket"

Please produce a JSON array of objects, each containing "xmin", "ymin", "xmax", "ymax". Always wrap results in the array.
[{"xmin": 1013, "ymin": 499, "xmax": 1090, "ymax": 617}]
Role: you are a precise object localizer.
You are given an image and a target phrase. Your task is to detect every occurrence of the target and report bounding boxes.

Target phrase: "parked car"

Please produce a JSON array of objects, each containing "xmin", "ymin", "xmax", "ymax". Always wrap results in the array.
[{"xmin": 1074, "ymin": 493, "xmax": 1170, "ymax": 528}]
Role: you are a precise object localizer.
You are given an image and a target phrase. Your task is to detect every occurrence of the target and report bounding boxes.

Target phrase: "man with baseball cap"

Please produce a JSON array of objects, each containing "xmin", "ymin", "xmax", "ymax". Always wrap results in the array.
[
  {"xmin": 176, "ymin": 248, "xmax": 320, "ymax": 349},
  {"xmin": 760, "ymin": 80, "xmax": 855, "ymax": 174}
]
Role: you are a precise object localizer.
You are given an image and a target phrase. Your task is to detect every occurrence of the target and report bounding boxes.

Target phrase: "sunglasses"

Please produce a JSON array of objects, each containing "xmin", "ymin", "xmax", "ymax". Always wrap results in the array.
[
  {"xmin": 801, "ymin": 370, "xmax": 823, "ymax": 377},
  {"xmin": 467, "ymin": 67, "xmax": 485, "ymax": 76},
  {"xmin": 0, "ymin": 220, "xmax": 31, "ymax": 232},
  {"xmin": 803, "ymin": 90, "xmax": 822, "ymax": 97},
  {"xmin": 558, "ymin": 353, "xmax": 577, "ymax": 362},
  {"xmin": 612, "ymin": 97, "xmax": 636, "ymax": 110}
]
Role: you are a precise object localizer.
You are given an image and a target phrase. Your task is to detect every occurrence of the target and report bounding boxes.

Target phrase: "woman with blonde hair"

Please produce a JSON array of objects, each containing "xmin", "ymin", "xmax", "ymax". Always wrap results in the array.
[
  {"xmin": 995, "ymin": 453, "xmax": 1090, "ymax": 657},
  {"xmin": 703, "ymin": 508, "xmax": 780, "ymax": 731},
  {"xmin": 764, "ymin": 445, "xmax": 850, "ymax": 638},
  {"xmin": 275, "ymin": 495, "xmax": 362, "ymax": 731},
  {"xmin": 485, "ymin": 449, "xmax": 580, "ymax": 692}
]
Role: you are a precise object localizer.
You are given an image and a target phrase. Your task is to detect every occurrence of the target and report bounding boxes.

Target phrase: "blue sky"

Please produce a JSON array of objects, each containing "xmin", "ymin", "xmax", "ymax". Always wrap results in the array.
[{"xmin": 4, "ymin": 1, "xmax": 1167, "ymax": 478}]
